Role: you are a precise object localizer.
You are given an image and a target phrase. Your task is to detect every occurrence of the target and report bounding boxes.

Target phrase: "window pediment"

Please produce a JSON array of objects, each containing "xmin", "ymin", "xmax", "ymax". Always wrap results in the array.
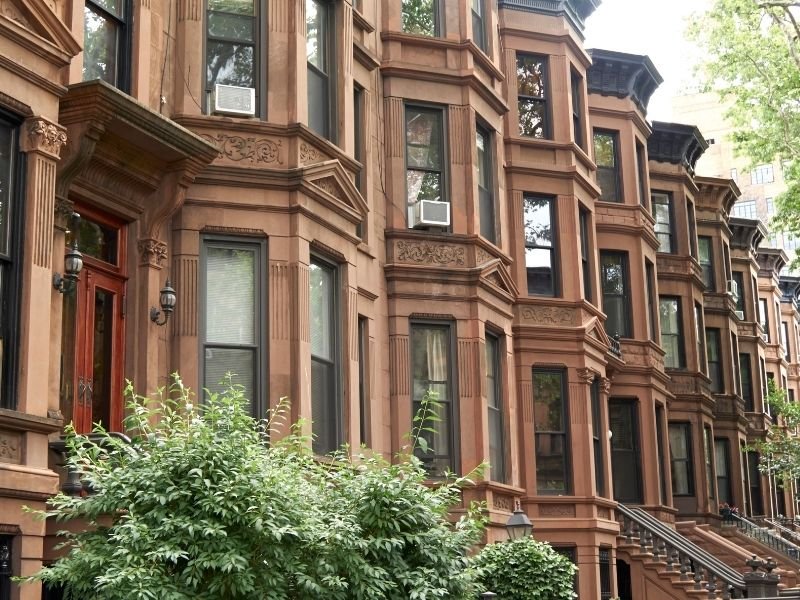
[
  {"xmin": 302, "ymin": 159, "xmax": 368, "ymax": 224},
  {"xmin": 0, "ymin": 0, "xmax": 80, "ymax": 64}
]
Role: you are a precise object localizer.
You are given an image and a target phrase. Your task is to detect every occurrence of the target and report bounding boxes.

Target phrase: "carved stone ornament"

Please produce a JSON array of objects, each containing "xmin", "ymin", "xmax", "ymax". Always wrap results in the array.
[
  {"xmin": 0, "ymin": 0, "xmax": 32, "ymax": 28},
  {"xmin": 577, "ymin": 367, "xmax": 596, "ymax": 385},
  {"xmin": 0, "ymin": 430, "xmax": 21, "ymax": 464},
  {"xmin": 476, "ymin": 247, "xmax": 493, "ymax": 265},
  {"xmin": 493, "ymin": 494, "xmax": 513, "ymax": 511},
  {"xmin": 313, "ymin": 176, "xmax": 344, "ymax": 200},
  {"xmin": 395, "ymin": 240, "xmax": 466, "ymax": 266},
  {"xmin": 200, "ymin": 133, "xmax": 282, "ymax": 165},
  {"xmin": 519, "ymin": 306, "xmax": 575, "ymax": 326},
  {"xmin": 299, "ymin": 142, "xmax": 321, "ymax": 163},
  {"xmin": 539, "ymin": 504, "xmax": 576, "ymax": 517},
  {"xmin": 138, "ymin": 238, "xmax": 168, "ymax": 268},
  {"xmin": 25, "ymin": 119, "xmax": 68, "ymax": 158},
  {"xmin": 600, "ymin": 377, "xmax": 612, "ymax": 394}
]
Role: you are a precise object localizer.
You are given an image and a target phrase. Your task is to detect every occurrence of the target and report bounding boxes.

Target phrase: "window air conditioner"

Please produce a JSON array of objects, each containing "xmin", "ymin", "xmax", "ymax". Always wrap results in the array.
[
  {"xmin": 412, "ymin": 200, "xmax": 451, "ymax": 228},
  {"xmin": 735, "ymin": 310, "xmax": 744, "ymax": 320},
  {"xmin": 214, "ymin": 84, "xmax": 256, "ymax": 116},
  {"xmin": 762, "ymin": 332, "xmax": 770, "ymax": 343},
  {"xmin": 727, "ymin": 279, "xmax": 739, "ymax": 300}
]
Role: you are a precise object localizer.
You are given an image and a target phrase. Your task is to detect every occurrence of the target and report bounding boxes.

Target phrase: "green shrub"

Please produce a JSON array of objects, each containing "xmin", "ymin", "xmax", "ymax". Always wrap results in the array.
[{"xmin": 471, "ymin": 536, "xmax": 577, "ymax": 600}]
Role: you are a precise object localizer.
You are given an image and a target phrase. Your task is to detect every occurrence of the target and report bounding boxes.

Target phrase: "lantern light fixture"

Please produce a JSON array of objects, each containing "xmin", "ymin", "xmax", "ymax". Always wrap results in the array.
[
  {"xmin": 53, "ymin": 213, "xmax": 83, "ymax": 294},
  {"xmin": 150, "ymin": 280, "xmax": 177, "ymax": 326}
]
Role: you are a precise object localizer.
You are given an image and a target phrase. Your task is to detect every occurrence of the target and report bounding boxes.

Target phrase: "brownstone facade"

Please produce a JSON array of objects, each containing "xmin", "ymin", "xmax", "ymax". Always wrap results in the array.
[{"xmin": 2, "ymin": 0, "xmax": 800, "ymax": 598}]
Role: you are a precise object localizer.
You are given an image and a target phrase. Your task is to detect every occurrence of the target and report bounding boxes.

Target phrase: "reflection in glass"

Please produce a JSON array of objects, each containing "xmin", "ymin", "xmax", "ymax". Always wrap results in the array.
[
  {"xmin": 523, "ymin": 196, "xmax": 555, "ymax": 295},
  {"xmin": 594, "ymin": 131, "xmax": 620, "ymax": 202},
  {"xmin": 402, "ymin": 0, "xmax": 436, "ymax": 36},
  {"xmin": 660, "ymin": 297, "xmax": 683, "ymax": 368},
  {"xmin": 534, "ymin": 369, "xmax": 567, "ymax": 494},
  {"xmin": 406, "ymin": 107, "xmax": 445, "ymax": 210},
  {"xmin": 669, "ymin": 424, "xmax": 693, "ymax": 495},
  {"xmin": 601, "ymin": 252, "xmax": 629, "ymax": 338},
  {"xmin": 92, "ymin": 288, "xmax": 114, "ymax": 429},
  {"xmin": 206, "ymin": 0, "xmax": 256, "ymax": 94},
  {"xmin": 83, "ymin": 5, "xmax": 119, "ymax": 85},
  {"xmin": 652, "ymin": 193, "xmax": 673, "ymax": 252},
  {"xmin": 517, "ymin": 55, "xmax": 547, "ymax": 138}
]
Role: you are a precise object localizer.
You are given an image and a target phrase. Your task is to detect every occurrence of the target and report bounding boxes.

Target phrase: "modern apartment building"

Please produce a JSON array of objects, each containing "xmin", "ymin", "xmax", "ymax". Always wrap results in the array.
[{"xmin": 2, "ymin": 0, "xmax": 800, "ymax": 598}]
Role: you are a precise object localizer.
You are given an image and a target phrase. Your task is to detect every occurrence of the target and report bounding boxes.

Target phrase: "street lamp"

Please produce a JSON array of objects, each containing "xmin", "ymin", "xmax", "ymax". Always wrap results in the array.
[
  {"xmin": 505, "ymin": 499, "xmax": 532, "ymax": 540},
  {"xmin": 150, "ymin": 280, "xmax": 177, "ymax": 326},
  {"xmin": 53, "ymin": 213, "xmax": 83, "ymax": 294}
]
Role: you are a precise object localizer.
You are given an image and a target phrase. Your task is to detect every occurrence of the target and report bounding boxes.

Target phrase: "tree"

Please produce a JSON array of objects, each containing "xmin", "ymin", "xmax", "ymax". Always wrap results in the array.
[
  {"xmin": 750, "ymin": 379, "xmax": 800, "ymax": 482},
  {"xmin": 470, "ymin": 536, "xmax": 578, "ymax": 600},
  {"xmin": 26, "ymin": 377, "xmax": 484, "ymax": 599},
  {"xmin": 690, "ymin": 0, "xmax": 800, "ymax": 251}
]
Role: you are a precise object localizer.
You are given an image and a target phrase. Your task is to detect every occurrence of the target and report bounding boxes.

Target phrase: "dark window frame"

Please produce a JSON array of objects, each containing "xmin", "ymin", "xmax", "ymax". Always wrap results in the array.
[
  {"xmin": 309, "ymin": 254, "xmax": 343, "ymax": 454},
  {"xmin": 533, "ymin": 366, "xmax": 571, "ymax": 495},
  {"xmin": 405, "ymin": 103, "xmax": 448, "ymax": 226},
  {"xmin": 307, "ymin": 0, "xmax": 336, "ymax": 141},
  {"xmin": 759, "ymin": 298, "xmax": 770, "ymax": 340},
  {"xmin": 401, "ymin": 0, "xmax": 444, "ymax": 36},
  {"xmin": 733, "ymin": 271, "xmax": 746, "ymax": 317},
  {"xmin": 523, "ymin": 194, "xmax": 559, "ymax": 297},
  {"xmin": 609, "ymin": 398, "xmax": 642, "ymax": 503},
  {"xmin": 600, "ymin": 250, "xmax": 631, "ymax": 338},
  {"xmin": 570, "ymin": 69, "xmax": 584, "ymax": 150},
  {"xmin": 706, "ymin": 328, "xmax": 723, "ymax": 393},
  {"xmin": 636, "ymin": 141, "xmax": 648, "ymax": 210},
  {"xmin": 410, "ymin": 320, "xmax": 459, "ymax": 477},
  {"xmin": 715, "ymin": 437, "xmax": 733, "ymax": 505},
  {"xmin": 704, "ymin": 426, "xmax": 716, "ymax": 501},
  {"xmin": 695, "ymin": 302, "xmax": 707, "ymax": 375},
  {"xmin": 199, "ymin": 235, "xmax": 268, "ymax": 419},
  {"xmin": 477, "ymin": 122, "xmax": 496, "ymax": 243},
  {"xmin": 516, "ymin": 53, "xmax": 551, "ymax": 139},
  {"xmin": 656, "ymin": 405, "xmax": 668, "ymax": 505},
  {"xmin": 646, "ymin": 260, "xmax": 658, "ymax": 342},
  {"xmin": 698, "ymin": 236, "xmax": 715, "ymax": 291},
  {"xmin": 471, "ymin": 0, "xmax": 487, "ymax": 53},
  {"xmin": 660, "ymin": 296, "xmax": 686, "ymax": 369},
  {"xmin": 485, "ymin": 330, "xmax": 506, "ymax": 484},
  {"xmin": 358, "ymin": 315, "xmax": 370, "ymax": 446},
  {"xmin": 591, "ymin": 379, "xmax": 604, "ymax": 496},
  {"xmin": 652, "ymin": 191, "xmax": 675, "ymax": 253},
  {"xmin": 784, "ymin": 321, "xmax": 791, "ymax": 360},
  {"xmin": 669, "ymin": 421, "xmax": 695, "ymax": 497},
  {"xmin": 84, "ymin": 0, "xmax": 133, "ymax": 92},
  {"xmin": 593, "ymin": 129, "xmax": 621, "ymax": 203},
  {"xmin": 579, "ymin": 206, "xmax": 592, "ymax": 303},
  {"xmin": 688, "ymin": 201, "xmax": 698, "ymax": 259}
]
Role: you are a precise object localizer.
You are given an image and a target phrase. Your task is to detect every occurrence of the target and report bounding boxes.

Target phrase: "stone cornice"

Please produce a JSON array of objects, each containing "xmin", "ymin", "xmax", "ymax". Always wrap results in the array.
[
  {"xmin": 729, "ymin": 217, "xmax": 767, "ymax": 252},
  {"xmin": 586, "ymin": 48, "xmax": 663, "ymax": 115},
  {"xmin": 648, "ymin": 121, "xmax": 708, "ymax": 175},
  {"xmin": 498, "ymin": 0, "xmax": 601, "ymax": 36},
  {"xmin": 779, "ymin": 275, "xmax": 800, "ymax": 304},
  {"xmin": 757, "ymin": 247, "xmax": 788, "ymax": 280},
  {"xmin": 695, "ymin": 175, "xmax": 739, "ymax": 215}
]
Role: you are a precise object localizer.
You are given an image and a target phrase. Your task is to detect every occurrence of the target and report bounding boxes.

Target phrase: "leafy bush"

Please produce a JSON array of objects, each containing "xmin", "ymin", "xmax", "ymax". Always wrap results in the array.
[
  {"xmin": 471, "ymin": 536, "xmax": 577, "ymax": 600},
  {"xmin": 27, "ymin": 377, "xmax": 485, "ymax": 599}
]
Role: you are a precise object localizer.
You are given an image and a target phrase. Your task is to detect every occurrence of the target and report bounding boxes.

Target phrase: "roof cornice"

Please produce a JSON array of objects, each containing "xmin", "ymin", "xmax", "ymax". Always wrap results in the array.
[
  {"xmin": 648, "ymin": 121, "xmax": 708, "ymax": 175},
  {"xmin": 586, "ymin": 48, "xmax": 663, "ymax": 115},
  {"xmin": 498, "ymin": 0, "xmax": 601, "ymax": 36}
]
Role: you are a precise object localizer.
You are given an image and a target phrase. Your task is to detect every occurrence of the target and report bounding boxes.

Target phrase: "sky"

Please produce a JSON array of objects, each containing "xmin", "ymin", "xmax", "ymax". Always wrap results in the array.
[{"xmin": 583, "ymin": 0, "xmax": 711, "ymax": 121}]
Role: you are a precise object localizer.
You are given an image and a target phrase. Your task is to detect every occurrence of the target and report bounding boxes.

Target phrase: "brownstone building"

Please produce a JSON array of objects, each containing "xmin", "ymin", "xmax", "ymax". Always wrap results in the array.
[{"xmin": 3, "ymin": 0, "xmax": 800, "ymax": 598}]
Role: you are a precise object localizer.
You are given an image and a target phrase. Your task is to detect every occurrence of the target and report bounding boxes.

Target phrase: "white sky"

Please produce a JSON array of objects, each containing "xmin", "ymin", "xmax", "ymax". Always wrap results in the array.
[{"xmin": 583, "ymin": 0, "xmax": 710, "ymax": 121}]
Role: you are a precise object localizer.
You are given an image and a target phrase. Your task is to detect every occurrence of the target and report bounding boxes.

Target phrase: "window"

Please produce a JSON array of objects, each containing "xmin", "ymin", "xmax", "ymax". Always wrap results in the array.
[
  {"xmin": 636, "ymin": 141, "xmax": 648, "ymax": 209},
  {"xmin": 84, "ymin": 0, "xmax": 130, "ymax": 89},
  {"xmin": 600, "ymin": 251, "xmax": 631, "ymax": 338},
  {"xmin": 406, "ymin": 105, "xmax": 445, "ymax": 222},
  {"xmin": 402, "ymin": 0, "xmax": 441, "ymax": 36},
  {"xmin": 775, "ymin": 301, "xmax": 781, "ymax": 345},
  {"xmin": 752, "ymin": 163, "xmax": 774, "ymax": 185},
  {"xmin": 307, "ymin": 0, "xmax": 334, "ymax": 140},
  {"xmin": 471, "ymin": 0, "xmax": 487, "ymax": 53},
  {"xmin": 698, "ymin": 236, "xmax": 714, "ymax": 291},
  {"xmin": 0, "ymin": 118, "xmax": 21, "ymax": 410},
  {"xmin": 353, "ymin": 85, "xmax": 365, "ymax": 194},
  {"xmin": 0, "ymin": 536, "xmax": 10, "ymax": 599},
  {"xmin": 517, "ymin": 54, "xmax": 549, "ymax": 139},
  {"xmin": 523, "ymin": 195, "xmax": 557, "ymax": 296},
  {"xmin": 580, "ymin": 208, "xmax": 592, "ymax": 302},
  {"xmin": 669, "ymin": 423, "xmax": 694, "ymax": 496},
  {"xmin": 591, "ymin": 379, "xmax": 604, "ymax": 496},
  {"xmin": 486, "ymin": 333, "xmax": 506, "ymax": 483},
  {"xmin": 732, "ymin": 199, "xmax": 756, "ymax": 219},
  {"xmin": 706, "ymin": 329, "xmax": 723, "ymax": 393},
  {"xmin": 688, "ymin": 202, "xmax": 698, "ymax": 259},
  {"xmin": 739, "ymin": 353, "xmax": 755, "ymax": 412},
  {"xmin": 646, "ymin": 260, "xmax": 658, "ymax": 342},
  {"xmin": 533, "ymin": 368, "xmax": 569, "ymax": 494},
  {"xmin": 695, "ymin": 303, "xmax": 706, "ymax": 374},
  {"xmin": 733, "ymin": 271, "xmax": 745, "ymax": 316},
  {"xmin": 652, "ymin": 192, "xmax": 674, "ymax": 252},
  {"xmin": 202, "ymin": 238, "xmax": 265, "ymax": 417},
  {"xmin": 594, "ymin": 131, "xmax": 620, "ymax": 202},
  {"xmin": 759, "ymin": 298, "xmax": 769, "ymax": 340},
  {"xmin": 748, "ymin": 451, "xmax": 764, "ymax": 515},
  {"xmin": 358, "ymin": 316, "xmax": 370, "ymax": 446},
  {"xmin": 660, "ymin": 297, "xmax": 685, "ymax": 369},
  {"xmin": 715, "ymin": 438, "xmax": 732, "ymax": 505},
  {"xmin": 477, "ymin": 124, "xmax": 495, "ymax": 242},
  {"xmin": 731, "ymin": 333, "xmax": 741, "ymax": 396},
  {"xmin": 656, "ymin": 406, "xmax": 668, "ymax": 505},
  {"xmin": 730, "ymin": 167, "xmax": 738, "ymax": 182},
  {"xmin": 767, "ymin": 197, "xmax": 775, "ymax": 216},
  {"xmin": 206, "ymin": 0, "xmax": 256, "ymax": 112},
  {"xmin": 760, "ymin": 356, "xmax": 769, "ymax": 399},
  {"xmin": 599, "ymin": 548, "xmax": 613, "ymax": 600},
  {"xmin": 310, "ymin": 257, "xmax": 342, "ymax": 454},
  {"xmin": 571, "ymin": 70, "xmax": 584, "ymax": 150},
  {"xmin": 704, "ymin": 427, "xmax": 716, "ymax": 500},
  {"xmin": 411, "ymin": 323, "xmax": 456, "ymax": 477},
  {"xmin": 784, "ymin": 321, "xmax": 792, "ymax": 360},
  {"xmin": 609, "ymin": 399, "xmax": 642, "ymax": 503}
]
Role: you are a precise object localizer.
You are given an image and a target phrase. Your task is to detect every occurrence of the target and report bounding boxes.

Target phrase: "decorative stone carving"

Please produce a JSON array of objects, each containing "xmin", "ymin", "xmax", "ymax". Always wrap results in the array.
[
  {"xmin": 395, "ymin": 241, "xmax": 466, "ymax": 266},
  {"xmin": 0, "ymin": 0, "xmax": 31, "ymax": 28},
  {"xmin": 600, "ymin": 377, "xmax": 612, "ymax": 394},
  {"xmin": 0, "ymin": 430, "xmax": 21, "ymax": 464},
  {"xmin": 138, "ymin": 238, "xmax": 168, "ymax": 268},
  {"xmin": 493, "ymin": 494, "xmax": 513, "ymax": 511},
  {"xmin": 519, "ymin": 306, "xmax": 575, "ymax": 326},
  {"xmin": 577, "ymin": 367, "xmax": 596, "ymax": 384},
  {"xmin": 299, "ymin": 142, "xmax": 320, "ymax": 163},
  {"xmin": 476, "ymin": 247, "xmax": 493, "ymax": 265},
  {"xmin": 540, "ymin": 504, "xmax": 576, "ymax": 517},
  {"xmin": 312, "ymin": 176, "xmax": 345, "ymax": 200},
  {"xmin": 597, "ymin": 507, "xmax": 611, "ymax": 520},
  {"xmin": 200, "ymin": 133, "xmax": 282, "ymax": 165},
  {"xmin": 24, "ymin": 118, "xmax": 68, "ymax": 158}
]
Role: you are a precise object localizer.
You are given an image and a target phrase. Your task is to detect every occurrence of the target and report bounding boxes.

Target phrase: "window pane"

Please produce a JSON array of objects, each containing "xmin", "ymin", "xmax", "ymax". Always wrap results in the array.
[
  {"xmin": 207, "ymin": 12, "xmax": 254, "ymax": 41},
  {"xmin": 66, "ymin": 217, "xmax": 118, "ymax": 265},
  {"xmin": 205, "ymin": 246, "xmax": 256, "ymax": 345},
  {"xmin": 523, "ymin": 197, "xmax": 552, "ymax": 247},
  {"xmin": 406, "ymin": 110, "xmax": 442, "ymax": 169},
  {"xmin": 406, "ymin": 170, "xmax": 442, "ymax": 204},
  {"xmin": 209, "ymin": 0, "xmax": 255, "ymax": 14},
  {"xmin": 517, "ymin": 55, "xmax": 546, "ymax": 97},
  {"xmin": 476, "ymin": 128, "xmax": 488, "ymax": 189},
  {"xmin": 307, "ymin": 68, "xmax": 329, "ymax": 138},
  {"xmin": 402, "ymin": 0, "xmax": 436, "ymax": 35},
  {"xmin": 306, "ymin": 0, "xmax": 328, "ymax": 70},
  {"xmin": 596, "ymin": 168, "xmax": 619, "ymax": 202},
  {"xmin": 593, "ymin": 133, "xmax": 616, "ymax": 167},
  {"xmin": 310, "ymin": 261, "xmax": 334, "ymax": 360},
  {"xmin": 204, "ymin": 347, "xmax": 255, "ymax": 402},
  {"xmin": 518, "ymin": 99, "xmax": 546, "ymax": 138},
  {"xmin": 0, "ymin": 126, "xmax": 14, "ymax": 257},
  {"xmin": 525, "ymin": 248, "xmax": 554, "ymax": 295},
  {"xmin": 84, "ymin": 6, "xmax": 119, "ymax": 85},
  {"xmin": 669, "ymin": 424, "xmax": 692, "ymax": 495},
  {"xmin": 207, "ymin": 42, "xmax": 255, "ymax": 88},
  {"xmin": 311, "ymin": 358, "xmax": 337, "ymax": 453},
  {"xmin": 533, "ymin": 371, "xmax": 563, "ymax": 431},
  {"xmin": 90, "ymin": 0, "xmax": 123, "ymax": 17}
]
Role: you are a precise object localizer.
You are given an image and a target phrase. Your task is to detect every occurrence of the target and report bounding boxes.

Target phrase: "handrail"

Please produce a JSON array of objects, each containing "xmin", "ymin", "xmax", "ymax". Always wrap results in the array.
[
  {"xmin": 765, "ymin": 518, "xmax": 800, "ymax": 550},
  {"xmin": 727, "ymin": 514, "xmax": 800, "ymax": 561},
  {"xmin": 617, "ymin": 503, "xmax": 745, "ymax": 598}
]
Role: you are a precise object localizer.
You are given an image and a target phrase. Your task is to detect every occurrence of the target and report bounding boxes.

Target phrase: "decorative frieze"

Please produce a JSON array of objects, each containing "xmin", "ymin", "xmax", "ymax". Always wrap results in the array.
[
  {"xmin": 539, "ymin": 503, "xmax": 576, "ymax": 517},
  {"xmin": 518, "ymin": 305, "xmax": 576, "ymax": 326},
  {"xmin": 138, "ymin": 238, "xmax": 168, "ymax": 268},
  {"xmin": 493, "ymin": 494, "xmax": 513, "ymax": 511},
  {"xmin": 395, "ymin": 241, "xmax": 466, "ymax": 266},
  {"xmin": 0, "ymin": 430, "xmax": 21, "ymax": 464},
  {"xmin": 200, "ymin": 133, "xmax": 283, "ymax": 165},
  {"xmin": 299, "ymin": 142, "xmax": 321, "ymax": 164}
]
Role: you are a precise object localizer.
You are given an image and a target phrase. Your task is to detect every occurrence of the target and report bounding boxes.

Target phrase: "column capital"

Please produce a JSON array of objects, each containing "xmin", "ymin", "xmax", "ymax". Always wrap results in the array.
[
  {"xmin": 576, "ymin": 368, "xmax": 596, "ymax": 385},
  {"xmin": 20, "ymin": 117, "xmax": 67, "ymax": 159},
  {"xmin": 138, "ymin": 238, "xmax": 168, "ymax": 269}
]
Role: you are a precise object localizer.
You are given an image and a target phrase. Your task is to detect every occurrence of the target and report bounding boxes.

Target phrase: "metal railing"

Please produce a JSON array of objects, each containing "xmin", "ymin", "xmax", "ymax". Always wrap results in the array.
[
  {"xmin": 618, "ymin": 503, "xmax": 746, "ymax": 598},
  {"xmin": 764, "ymin": 518, "xmax": 800, "ymax": 551},
  {"xmin": 609, "ymin": 334, "xmax": 621, "ymax": 357},
  {"xmin": 725, "ymin": 514, "xmax": 800, "ymax": 561}
]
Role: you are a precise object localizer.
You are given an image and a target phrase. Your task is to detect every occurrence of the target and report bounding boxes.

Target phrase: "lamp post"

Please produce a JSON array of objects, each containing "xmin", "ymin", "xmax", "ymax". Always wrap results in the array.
[{"xmin": 505, "ymin": 499, "xmax": 532, "ymax": 540}]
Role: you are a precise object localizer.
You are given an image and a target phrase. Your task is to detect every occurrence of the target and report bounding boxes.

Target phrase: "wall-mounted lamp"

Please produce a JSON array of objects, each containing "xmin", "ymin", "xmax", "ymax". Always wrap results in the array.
[
  {"xmin": 53, "ymin": 213, "xmax": 83, "ymax": 294},
  {"xmin": 150, "ymin": 280, "xmax": 176, "ymax": 326},
  {"xmin": 505, "ymin": 499, "xmax": 533, "ymax": 541}
]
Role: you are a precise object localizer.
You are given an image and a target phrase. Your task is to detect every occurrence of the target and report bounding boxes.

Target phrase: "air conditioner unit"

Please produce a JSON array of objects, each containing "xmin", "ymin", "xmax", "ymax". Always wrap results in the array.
[
  {"xmin": 214, "ymin": 84, "xmax": 256, "ymax": 116},
  {"xmin": 735, "ymin": 310, "xmax": 744, "ymax": 320},
  {"xmin": 412, "ymin": 200, "xmax": 450, "ymax": 228},
  {"xmin": 727, "ymin": 279, "xmax": 739, "ymax": 300},
  {"xmin": 762, "ymin": 332, "xmax": 770, "ymax": 343}
]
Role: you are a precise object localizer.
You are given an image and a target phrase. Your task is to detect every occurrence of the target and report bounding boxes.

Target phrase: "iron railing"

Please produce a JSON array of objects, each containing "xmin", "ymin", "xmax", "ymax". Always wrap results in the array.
[{"xmin": 726, "ymin": 514, "xmax": 800, "ymax": 561}]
